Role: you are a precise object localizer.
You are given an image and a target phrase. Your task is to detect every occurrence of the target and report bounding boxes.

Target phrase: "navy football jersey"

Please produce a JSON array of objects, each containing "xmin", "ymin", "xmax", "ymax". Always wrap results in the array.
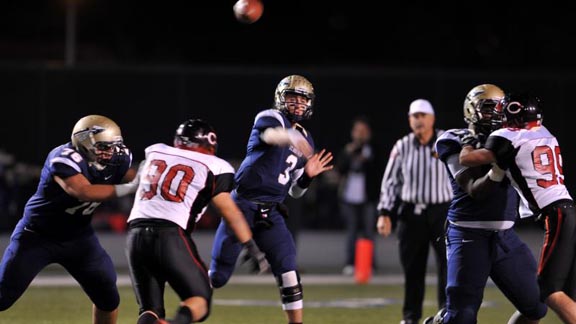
[
  {"xmin": 19, "ymin": 142, "xmax": 132, "ymax": 239},
  {"xmin": 235, "ymin": 109, "xmax": 314, "ymax": 203},
  {"xmin": 435, "ymin": 129, "xmax": 518, "ymax": 226}
]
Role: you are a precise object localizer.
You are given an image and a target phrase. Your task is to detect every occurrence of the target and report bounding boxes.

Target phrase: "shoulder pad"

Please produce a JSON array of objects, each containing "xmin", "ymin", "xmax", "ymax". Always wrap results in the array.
[{"xmin": 254, "ymin": 109, "xmax": 285, "ymax": 128}]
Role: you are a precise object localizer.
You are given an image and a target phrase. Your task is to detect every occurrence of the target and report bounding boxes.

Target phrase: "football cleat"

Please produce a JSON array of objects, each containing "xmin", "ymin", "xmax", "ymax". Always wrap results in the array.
[
  {"xmin": 154, "ymin": 319, "xmax": 170, "ymax": 324},
  {"xmin": 422, "ymin": 308, "xmax": 446, "ymax": 324}
]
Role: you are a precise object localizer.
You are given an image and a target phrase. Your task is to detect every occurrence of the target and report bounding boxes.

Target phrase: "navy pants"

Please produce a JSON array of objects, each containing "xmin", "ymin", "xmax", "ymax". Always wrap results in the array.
[
  {"xmin": 0, "ymin": 226, "xmax": 119, "ymax": 311},
  {"xmin": 443, "ymin": 224, "xmax": 547, "ymax": 324},
  {"xmin": 209, "ymin": 194, "xmax": 297, "ymax": 287}
]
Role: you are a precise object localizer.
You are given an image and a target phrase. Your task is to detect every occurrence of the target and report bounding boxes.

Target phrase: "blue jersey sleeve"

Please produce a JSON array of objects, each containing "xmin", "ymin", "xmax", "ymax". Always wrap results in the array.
[
  {"xmin": 294, "ymin": 123, "xmax": 315, "ymax": 152},
  {"xmin": 436, "ymin": 129, "xmax": 470, "ymax": 162},
  {"xmin": 254, "ymin": 110, "xmax": 285, "ymax": 131},
  {"xmin": 49, "ymin": 146, "xmax": 86, "ymax": 179},
  {"xmin": 485, "ymin": 134, "xmax": 515, "ymax": 170}
]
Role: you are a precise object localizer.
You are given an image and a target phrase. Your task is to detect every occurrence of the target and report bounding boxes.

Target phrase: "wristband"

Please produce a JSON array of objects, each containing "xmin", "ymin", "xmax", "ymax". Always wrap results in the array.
[
  {"xmin": 487, "ymin": 165, "xmax": 505, "ymax": 182},
  {"xmin": 243, "ymin": 238, "xmax": 257, "ymax": 248},
  {"xmin": 114, "ymin": 183, "xmax": 138, "ymax": 197},
  {"xmin": 243, "ymin": 238, "xmax": 260, "ymax": 255},
  {"xmin": 297, "ymin": 173, "xmax": 314, "ymax": 188}
]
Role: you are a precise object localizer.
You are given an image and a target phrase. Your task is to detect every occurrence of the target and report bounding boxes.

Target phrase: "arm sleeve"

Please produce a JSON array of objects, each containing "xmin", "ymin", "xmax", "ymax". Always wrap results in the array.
[
  {"xmin": 213, "ymin": 172, "xmax": 235, "ymax": 196},
  {"xmin": 485, "ymin": 135, "xmax": 516, "ymax": 170},
  {"xmin": 49, "ymin": 151, "xmax": 84, "ymax": 179},
  {"xmin": 288, "ymin": 167, "xmax": 310, "ymax": 198},
  {"xmin": 377, "ymin": 140, "xmax": 403, "ymax": 215},
  {"xmin": 261, "ymin": 127, "xmax": 305, "ymax": 146}
]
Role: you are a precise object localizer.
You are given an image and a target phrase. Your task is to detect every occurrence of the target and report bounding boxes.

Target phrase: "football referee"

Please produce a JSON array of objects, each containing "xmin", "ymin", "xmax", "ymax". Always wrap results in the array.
[{"xmin": 376, "ymin": 99, "xmax": 452, "ymax": 324}]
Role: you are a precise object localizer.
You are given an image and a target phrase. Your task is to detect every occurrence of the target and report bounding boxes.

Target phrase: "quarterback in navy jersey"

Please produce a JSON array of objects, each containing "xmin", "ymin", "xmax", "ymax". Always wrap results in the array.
[
  {"xmin": 209, "ymin": 75, "xmax": 333, "ymax": 324},
  {"xmin": 0, "ymin": 115, "xmax": 138, "ymax": 324},
  {"xmin": 460, "ymin": 93, "xmax": 576, "ymax": 323},
  {"xmin": 426, "ymin": 85, "xmax": 546, "ymax": 324}
]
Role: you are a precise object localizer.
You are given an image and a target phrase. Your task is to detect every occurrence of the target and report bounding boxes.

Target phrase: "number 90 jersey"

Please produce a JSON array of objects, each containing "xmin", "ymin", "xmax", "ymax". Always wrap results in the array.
[
  {"xmin": 486, "ymin": 125, "xmax": 572, "ymax": 213},
  {"xmin": 20, "ymin": 142, "xmax": 132, "ymax": 240},
  {"xmin": 234, "ymin": 109, "xmax": 314, "ymax": 203},
  {"xmin": 127, "ymin": 143, "xmax": 236, "ymax": 232}
]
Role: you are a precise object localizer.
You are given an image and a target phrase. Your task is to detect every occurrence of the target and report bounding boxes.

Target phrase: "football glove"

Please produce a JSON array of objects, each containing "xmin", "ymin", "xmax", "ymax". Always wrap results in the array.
[
  {"xmin": 242, "ymin": 239, "xmax": 270, "ymax": 274},
  {"xmin": 460, "ymin": 133, "xmax": 479, "ymax": 148}
]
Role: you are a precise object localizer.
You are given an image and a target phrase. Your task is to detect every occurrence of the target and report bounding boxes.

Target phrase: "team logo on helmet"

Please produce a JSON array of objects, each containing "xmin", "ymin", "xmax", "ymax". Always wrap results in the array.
[
  {"xmin": 174, "ymin": 119, "xmax": 218, "ymax": 154},
  {"xmin": 71, "ymin": 115, "xmax": 126, "ymax": 170},
  {"xmin": 463, "ymin": 84, "xmax": 505, "ymax": 136}
]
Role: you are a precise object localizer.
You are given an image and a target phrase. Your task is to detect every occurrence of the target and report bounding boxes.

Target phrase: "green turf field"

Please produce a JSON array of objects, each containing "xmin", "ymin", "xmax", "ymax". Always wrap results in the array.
[{"xmin": 0, "ymin": 280, "xmax": 563, "ymax": 324}]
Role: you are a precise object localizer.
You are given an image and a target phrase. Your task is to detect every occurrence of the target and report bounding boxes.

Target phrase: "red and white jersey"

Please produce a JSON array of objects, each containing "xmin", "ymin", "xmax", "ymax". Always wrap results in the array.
[
  {"xmin": 127, "ymin": 143, "xmax": 235, "ymax": 231},
  {"xmin": 486, "ymin": 125, "xmax": 572, "ymax": 215}
]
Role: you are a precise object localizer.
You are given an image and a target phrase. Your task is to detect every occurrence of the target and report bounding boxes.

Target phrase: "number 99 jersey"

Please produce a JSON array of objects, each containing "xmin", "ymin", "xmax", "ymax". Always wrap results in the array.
[{"xmin": 486, "ymin": 125, "xmax": 572, "ymax": 213}]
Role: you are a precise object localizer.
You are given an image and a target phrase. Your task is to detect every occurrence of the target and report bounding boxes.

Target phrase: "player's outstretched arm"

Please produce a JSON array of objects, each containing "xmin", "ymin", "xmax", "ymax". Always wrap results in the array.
[
  {"xmin": 260, "ymin": 127, "xmax": 313, "ymax": 158},
  {"xmin": 211, "ymin": 192, "xmax": 253, "ymax": 243},
  {"xmin": 455, "ymin": 164, "xmax": 505, "ymax": 200},
  {"xmin": 459, "ymin": 146, "xmax": 495, "ymax": 167},
  {"xmin": 54, "ymin": 172, "xmax": 139, "ymax": 202}
]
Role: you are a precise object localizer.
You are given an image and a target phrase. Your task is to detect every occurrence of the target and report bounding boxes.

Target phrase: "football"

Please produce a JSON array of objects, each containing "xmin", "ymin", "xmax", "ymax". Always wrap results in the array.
[{"xmin": 233, "ymin": 0, "xmax": 264, "ymax": 24}]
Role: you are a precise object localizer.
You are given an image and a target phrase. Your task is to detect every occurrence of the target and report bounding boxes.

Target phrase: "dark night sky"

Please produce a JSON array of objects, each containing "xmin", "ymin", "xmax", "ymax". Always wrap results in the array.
[
  {"xmin": 2, "ymin": 2, "xmax": 576, "ymax": 231},
  {"xmin": 1, "ymin": 1, "xmax": 576, "ymax": 69}
]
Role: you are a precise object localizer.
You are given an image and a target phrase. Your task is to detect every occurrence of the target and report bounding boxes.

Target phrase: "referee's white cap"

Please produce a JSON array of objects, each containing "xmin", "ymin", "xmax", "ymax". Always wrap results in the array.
[{"xmin": 408, "ymin": 99, "xmax": 435, "ymax": 116}]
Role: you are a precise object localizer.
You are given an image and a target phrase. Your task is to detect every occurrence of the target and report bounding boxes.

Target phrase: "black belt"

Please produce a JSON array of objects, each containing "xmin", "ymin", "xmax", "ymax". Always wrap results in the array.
[
  {"xmin": 541, "ymin": 199, "xmax": 574, "ymax": 214},
  {"xmin": 128, "ymin": 218, "xmax": 178, "ymax": 229}
]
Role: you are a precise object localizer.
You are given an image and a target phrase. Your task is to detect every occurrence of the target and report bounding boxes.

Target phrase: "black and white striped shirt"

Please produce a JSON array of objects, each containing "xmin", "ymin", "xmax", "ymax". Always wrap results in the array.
[{"xmin": 377, "ymin": 129, "xmax": 452, "ymax": 214}]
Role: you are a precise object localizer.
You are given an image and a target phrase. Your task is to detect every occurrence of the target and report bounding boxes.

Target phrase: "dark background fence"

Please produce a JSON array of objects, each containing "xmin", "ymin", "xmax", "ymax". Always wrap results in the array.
[
  {"xmin": 0, "ymin": 64, "xmax": 574, "ymax": 232},
  {"xmin": 2, "ymin": 65, "xmax": 573, "ymax": 168}
]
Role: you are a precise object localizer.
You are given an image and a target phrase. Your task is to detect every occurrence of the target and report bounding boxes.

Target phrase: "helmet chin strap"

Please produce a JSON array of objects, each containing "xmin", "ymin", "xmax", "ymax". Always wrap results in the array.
[{"xmin": 89, "ymin": 161, "xmax": 107, "ymax": 171}]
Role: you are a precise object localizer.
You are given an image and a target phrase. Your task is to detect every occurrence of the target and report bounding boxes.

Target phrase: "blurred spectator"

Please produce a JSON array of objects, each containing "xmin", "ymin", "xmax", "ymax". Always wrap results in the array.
[
  {"xmin": 0, "ymin": 149, "xmax": 41, "ymax": 232},
  {"xmin": 308, "ymin": 169, "xmax": 341, "ymax": 230},
  {"xmin": 335, "ymin": 116, "xmax": 383, "ymax": 275}
]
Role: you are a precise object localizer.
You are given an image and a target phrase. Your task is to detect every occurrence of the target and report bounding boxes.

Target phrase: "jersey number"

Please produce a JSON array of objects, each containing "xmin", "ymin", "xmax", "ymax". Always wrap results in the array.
[
  {"xmin": 141, "ymin": 159, "xmax": 196, "ymax": 202},
  {"xmin": 278, "ymin": 154, "xmax": 298, "ymax": 185},
  {"xmin": 533, "ymin": 145, "xmax": 564, "ymax": 188},
  {"xmin": 65, "ymin": 202, "xmax": 101, "ymax": 215}
]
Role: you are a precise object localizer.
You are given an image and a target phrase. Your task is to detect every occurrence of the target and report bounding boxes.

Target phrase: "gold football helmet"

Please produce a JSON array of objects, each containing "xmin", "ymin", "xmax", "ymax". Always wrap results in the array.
[
  {"xmin": 71, "ymin": 115, "xmax": 125, "ymax": 170},
  {"xmin": 463, "ymin": 84, "xmax": 505, "ymax": 135},
  {"xmin": 274, "ymin": 75, "xmax": 315, "ymax": 121}
]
